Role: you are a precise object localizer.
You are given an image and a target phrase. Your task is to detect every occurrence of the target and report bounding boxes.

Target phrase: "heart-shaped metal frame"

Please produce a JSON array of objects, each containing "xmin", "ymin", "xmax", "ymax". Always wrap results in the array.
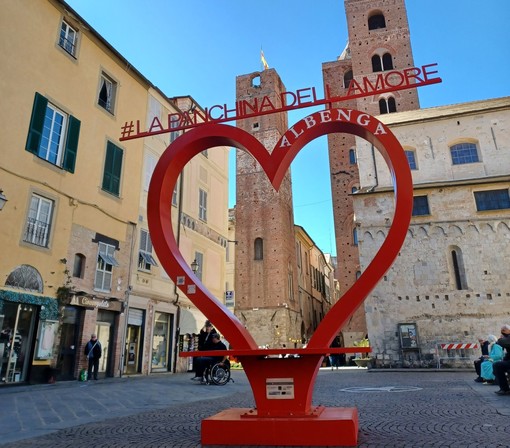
[
  {"xmin": 148, "ymin": 108, "xmax": 412, "ymax": 351},
  {"xmin": 148, "ymin": 108, "xmax": 412, "ymax": 421}
]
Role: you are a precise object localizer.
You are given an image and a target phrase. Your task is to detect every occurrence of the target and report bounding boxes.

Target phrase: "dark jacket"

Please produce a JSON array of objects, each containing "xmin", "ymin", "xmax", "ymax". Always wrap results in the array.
[
  {"xmin": 497, "ymin": 334, "xmax": 510, "ymax": 361},
  {"xmin": 480, "ymin": 340, "xmax": 490, "ymax": 357},
  {"xmin": 198, "ymin": 328, "xmax": 216, "ymax": 351},
  {"xmin": 85, "ymin": 339, "xmax": 102, "ymax": 359},
  {"xmin": 206, "ymin": 340, "xmax": 227, "ymax": 363}
]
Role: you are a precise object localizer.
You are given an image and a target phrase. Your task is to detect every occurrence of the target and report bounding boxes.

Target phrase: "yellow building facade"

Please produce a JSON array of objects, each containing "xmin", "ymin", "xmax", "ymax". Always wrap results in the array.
[{"xmin": 0, "ymin": 0, "xmax": 230, "ymax": 384}]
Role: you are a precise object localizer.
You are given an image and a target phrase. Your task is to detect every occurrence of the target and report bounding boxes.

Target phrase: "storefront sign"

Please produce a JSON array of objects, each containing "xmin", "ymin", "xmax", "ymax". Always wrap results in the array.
[
  {"xmin": 120, "ymin": 63, "xmax": 441, "ymax": 141},
  {"xmin": 72, "ymin": 295, "xmax": 123, "ymax": 312}
]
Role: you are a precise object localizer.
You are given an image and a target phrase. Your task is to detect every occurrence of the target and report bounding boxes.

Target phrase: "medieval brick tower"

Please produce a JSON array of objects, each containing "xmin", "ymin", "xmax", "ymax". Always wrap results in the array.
[
  {"xmin": 234, "ymin": 70, "xmax": 300, "ymax": 348},
  {"xmin": 322, "ymin": 0, "xmax": 420, "ymax": 346}
]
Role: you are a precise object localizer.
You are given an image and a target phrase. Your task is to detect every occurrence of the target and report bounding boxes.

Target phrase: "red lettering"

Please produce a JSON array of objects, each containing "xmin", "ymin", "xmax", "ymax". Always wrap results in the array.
[
  {"xmin": 180, "ymin": 111, "xmax": 195, "ymax": 126},
  {"xmin": 120, "ymin": 63, "xmax": 441, "ymax": 142},
  {"xmin": 346, "ymin": 79, "xmax": 364, "ymax": 96},
  {"xmin": 362, "ymin": 74, "xmax": 386, "ymax": 94},
  {"xmin": 259, "ymin": 96, "xmax": 276, "ymax": 112},
  {"xmin": 241, "ymin": 98, "xmax": 258, "ymax": 115},
  {"xmin": 311, "ymin": 87, "xmax": 320, "ymax": 103},
  {"xmin": 296, "ymin": 88, "xmax": 312, "ymax": 105},
  {"xmin": 192, "ymin": 108, "xmax": 207, "ymax": 124},
  {"xmin": 403, "ymin": 67, "xmax": 423, "ymax": 85},
  {"xmin": 224, "ymin": 103, "xmax": 237, "ymax": 120},
  {"xmin": 280, "ymin": 91, "xmax": 297, "ymax": 107},
  {"xmin": 422, "ymin": 63, "xmax": 439, "ymax": 82},
  {"xmin": 384, "ymin": 70, "xmax": 405, "ymax": 87},
  {"xmin": 206, "ymin": 105, "xmax": 224, "ymax": 120}
]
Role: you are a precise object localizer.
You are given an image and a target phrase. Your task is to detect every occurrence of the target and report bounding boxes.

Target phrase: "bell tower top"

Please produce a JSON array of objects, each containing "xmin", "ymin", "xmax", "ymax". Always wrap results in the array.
[{"xmin": 344, "ymin": 0, "xmax": 420, "ymax": 113}]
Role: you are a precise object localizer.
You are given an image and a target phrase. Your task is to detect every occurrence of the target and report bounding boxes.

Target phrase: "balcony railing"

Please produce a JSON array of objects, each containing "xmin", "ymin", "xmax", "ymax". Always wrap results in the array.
[
  {"xmin": 58, "ymin": 37, "xmax": 76, "ymax": 56},
  {"xmin": 23, "ymin": 218, "xmax": 50, "ymax": 247}
]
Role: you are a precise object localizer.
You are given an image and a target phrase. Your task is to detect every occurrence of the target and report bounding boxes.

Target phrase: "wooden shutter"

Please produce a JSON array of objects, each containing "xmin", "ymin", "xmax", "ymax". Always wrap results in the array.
[
  {"xmin": 102, "ymin": 142, "xmax": 123, "ymax": 195},
  {"xmin": 63, "ymin": 115, "xmax": 81, "ymax": 173},
  {"xmin": 26, "ymin": 92, "xmax": 48, "ymax": 154}
]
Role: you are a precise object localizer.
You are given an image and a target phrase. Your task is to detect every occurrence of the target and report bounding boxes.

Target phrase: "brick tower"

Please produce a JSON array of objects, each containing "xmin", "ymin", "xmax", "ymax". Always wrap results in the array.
[
  {"xmin": 322, "ymin": 0, "xmax": 419, "ymax": 347},
  {"xmin": 234, "ymin": 69, "xmax": 300, "ymax": 348}
]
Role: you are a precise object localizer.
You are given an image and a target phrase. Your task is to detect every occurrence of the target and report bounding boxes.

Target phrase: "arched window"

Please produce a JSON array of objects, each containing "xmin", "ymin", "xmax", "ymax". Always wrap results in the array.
[
  {"xmin": 254, "ymin": 238, "xmax": 263, "ymax": 260},
  {"xmin": 382, "ymin": 53, "xmax": 394, "ymax": 70},
  {"xmin": 353, "ymin": 228, "xmax": 358, "ymax": 246},
  {"xmin": 5, "ymin": 265, "xmax": 43, "ymax": 292},
  {"xmin": 450, "ymin": 142, "xmax": 479, "ymax": 165},
  {"xmin": 73, "ymin": 253, "xmax": 86, "ymax": 278},
  {"xmin": 368, "ymin": 13, "xmax": 386, "ymax": 30},
  {"xmin": 371, "ymin": 55, "xmax": 382, "ymax": 72},
  {"xmin": 387, "ymin": 97, "xmax": 396, "ymax": 112},
  {"xmin": 349, "ymin": 148, "xmax": 357, "ymax": 164},
  {"xmin": 379, "ymin": 97, "xmax": 397, "ymax": 114},
  {"xmin": 343, "ymin": 70, "xmax": 353, "ymax": 89},
  {"xmin": 372, "ymin": 53, "xmax": 393, "ymax": 72},
  {"xmin": 450, "ymin": 246, "xmax": 467, "ymax": 290}
]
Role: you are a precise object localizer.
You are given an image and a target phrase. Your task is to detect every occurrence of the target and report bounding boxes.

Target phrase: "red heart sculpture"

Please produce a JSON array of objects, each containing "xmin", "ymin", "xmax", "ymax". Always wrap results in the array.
[{"xmin": 147, "ymin": 108, "xmax": 412, "ymax": 352}]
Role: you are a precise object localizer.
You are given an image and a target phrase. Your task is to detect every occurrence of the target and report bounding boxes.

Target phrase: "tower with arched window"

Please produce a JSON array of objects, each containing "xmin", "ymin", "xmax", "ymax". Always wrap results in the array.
[
  {"xmin": 234, "ymin": 69, "xmax": 300, "ymax": 347},
  {"xmin": 322, "ymin": 0, "xmax": 420, "ymax": 348}
]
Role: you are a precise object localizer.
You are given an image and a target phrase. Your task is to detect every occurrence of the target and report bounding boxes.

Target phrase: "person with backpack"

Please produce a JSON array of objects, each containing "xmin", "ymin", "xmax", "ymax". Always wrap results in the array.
[{"xmin": 84, "ymin": 333, "xmax": 102, "ymax": 381}]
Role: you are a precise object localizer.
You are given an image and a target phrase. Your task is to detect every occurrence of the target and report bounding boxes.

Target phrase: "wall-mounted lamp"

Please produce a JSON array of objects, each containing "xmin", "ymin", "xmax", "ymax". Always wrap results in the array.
[
  {"xmin": 0, "ymin": 190, "xmax": 7, "ymax": 211},
  {"xmin": 191, "ymin": 259, "xmax": 199, "ymax": 274}
]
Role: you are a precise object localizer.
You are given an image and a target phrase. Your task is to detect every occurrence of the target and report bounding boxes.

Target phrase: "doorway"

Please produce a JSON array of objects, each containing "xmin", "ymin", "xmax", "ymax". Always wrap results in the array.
[
  {"xmin": 151, "ymin": 311, "xmax": 173, "ymax": 372},
  {"xmin": 124, "ymin": 307, "xmax": 144, "ymax": 375},
  {"xmin": 58, "ymin": 306, "xmax": 80, "ymax": 380},
  {"xmin": 95, "ymin": 322, "xmax": 111, "ymax": 376}
]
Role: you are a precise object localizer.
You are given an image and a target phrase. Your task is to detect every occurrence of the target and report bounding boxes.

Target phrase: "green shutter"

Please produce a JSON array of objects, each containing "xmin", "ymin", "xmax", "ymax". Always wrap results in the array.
[
  {"xmin": 26, "ymin": 92, "xmax": 48, "ymax": 154},
  {"xmin": 102, "ymin": 141, "xmax": 123, "ymax": 196},
  {"xmin": 63, "ymin": 115, "xmax": 81, "ymax": 173}
]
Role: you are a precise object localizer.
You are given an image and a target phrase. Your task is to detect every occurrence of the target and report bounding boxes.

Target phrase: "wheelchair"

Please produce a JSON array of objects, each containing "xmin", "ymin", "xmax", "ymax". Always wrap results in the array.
[{"xmin": 203, "ymin": 359, "xmax": 233, "ymax": 386}]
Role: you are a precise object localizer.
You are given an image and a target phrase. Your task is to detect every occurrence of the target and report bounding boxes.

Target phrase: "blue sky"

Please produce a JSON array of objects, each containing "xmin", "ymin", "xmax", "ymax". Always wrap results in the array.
[{"xmin": 66, "ymin": 0, "xmax": 510, "ymax": 256}]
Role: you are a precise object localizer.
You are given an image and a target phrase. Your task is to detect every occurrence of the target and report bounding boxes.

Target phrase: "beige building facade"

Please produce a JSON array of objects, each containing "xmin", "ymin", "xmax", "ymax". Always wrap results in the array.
[
  {"xmin": 0, "ymin": 0, "xmax": 148, "ymax": 383},
  {"xmin": 319, "ymin": 0, "xmax": 509, "ymax": 367},
  {"xmin": 353, "ymin": 97, "xmax": 510, "ymax": 366}
]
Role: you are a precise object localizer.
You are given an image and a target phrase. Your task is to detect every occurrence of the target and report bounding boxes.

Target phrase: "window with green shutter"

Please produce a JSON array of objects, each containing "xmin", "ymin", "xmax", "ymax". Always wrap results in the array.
[
  {"xmin": 102, "ymin": 141, "xmax": 123, "ymax": 196},
  {"xmin": 26, "ymin": 92, "xmax": 80, "ymax": 173}
]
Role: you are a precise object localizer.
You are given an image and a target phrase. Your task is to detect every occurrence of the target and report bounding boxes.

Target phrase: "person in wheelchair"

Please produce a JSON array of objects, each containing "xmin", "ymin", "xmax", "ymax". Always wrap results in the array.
[{"xmin": 194, "ymin": 333, "xmax": 228, "ymax": 384}]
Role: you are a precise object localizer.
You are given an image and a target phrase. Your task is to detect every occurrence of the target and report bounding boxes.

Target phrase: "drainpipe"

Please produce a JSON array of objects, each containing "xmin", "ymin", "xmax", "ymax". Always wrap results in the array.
[
  {"xmin": 171, "ymin": 170, "xmax": 185, "ymax": 373},
  {"xmin": 119, "ymin": 221, "xmax": 136, "ymax": 378}
]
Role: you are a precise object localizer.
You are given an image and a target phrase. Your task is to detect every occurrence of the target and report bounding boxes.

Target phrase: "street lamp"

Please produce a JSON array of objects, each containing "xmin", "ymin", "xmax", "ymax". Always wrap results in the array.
[
  {"xmin": 0, "ymin": 190, "xmax": 7, "ymax": 211},
  {"xmin": 190, "ymin": 259, "xmax": 199, "ymax": 274}
]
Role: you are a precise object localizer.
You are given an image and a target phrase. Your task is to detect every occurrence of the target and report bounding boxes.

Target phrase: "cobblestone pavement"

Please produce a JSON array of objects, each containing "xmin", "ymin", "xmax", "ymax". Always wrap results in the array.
[{"xmin": 0, "ymin": 368, "xmax": 508, "ymax": 447}]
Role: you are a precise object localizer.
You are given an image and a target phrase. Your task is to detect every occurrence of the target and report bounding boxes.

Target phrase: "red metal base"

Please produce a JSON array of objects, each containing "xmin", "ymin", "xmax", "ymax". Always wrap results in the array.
[{"xmin": 202, "ymin": 407, "xmax": 358, "ymax": 446}]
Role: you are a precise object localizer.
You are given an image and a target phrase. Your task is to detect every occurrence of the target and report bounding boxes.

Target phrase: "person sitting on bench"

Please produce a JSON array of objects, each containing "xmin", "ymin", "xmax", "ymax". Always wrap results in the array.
[
  {"xmin": 493, "ymin": 325, "xmax": 510, "ymax": 395},
  {"xmin": 192, "ymin": 333, "xmax": 228, "ymax": 383}
]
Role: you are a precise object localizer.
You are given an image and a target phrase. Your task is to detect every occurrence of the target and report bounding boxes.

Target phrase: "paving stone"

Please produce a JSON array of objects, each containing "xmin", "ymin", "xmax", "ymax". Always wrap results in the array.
[{"xmin": 0, "ymin": 369, "xmax": 508, "ymax": 447}]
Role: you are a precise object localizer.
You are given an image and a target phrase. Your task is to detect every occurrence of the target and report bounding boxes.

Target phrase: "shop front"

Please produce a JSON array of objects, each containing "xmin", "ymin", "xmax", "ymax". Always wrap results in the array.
[
  {"xmin": 151, "ymin": 311, "xmax": 174, "ymax": 372},
  {"xmin": 0, "ymin": 301, "xmax": 36, "ymax": 383},
  {"xmin": 0, "ymin": 289, "xmax": 60, "ymax": 385},
  {"xmin": 69, "ymin": 294, "xmax": 123, "ymax": 379},
  {"xmin": 124, "ymin": 307, "xmax": 145, "ymax": 375}
]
